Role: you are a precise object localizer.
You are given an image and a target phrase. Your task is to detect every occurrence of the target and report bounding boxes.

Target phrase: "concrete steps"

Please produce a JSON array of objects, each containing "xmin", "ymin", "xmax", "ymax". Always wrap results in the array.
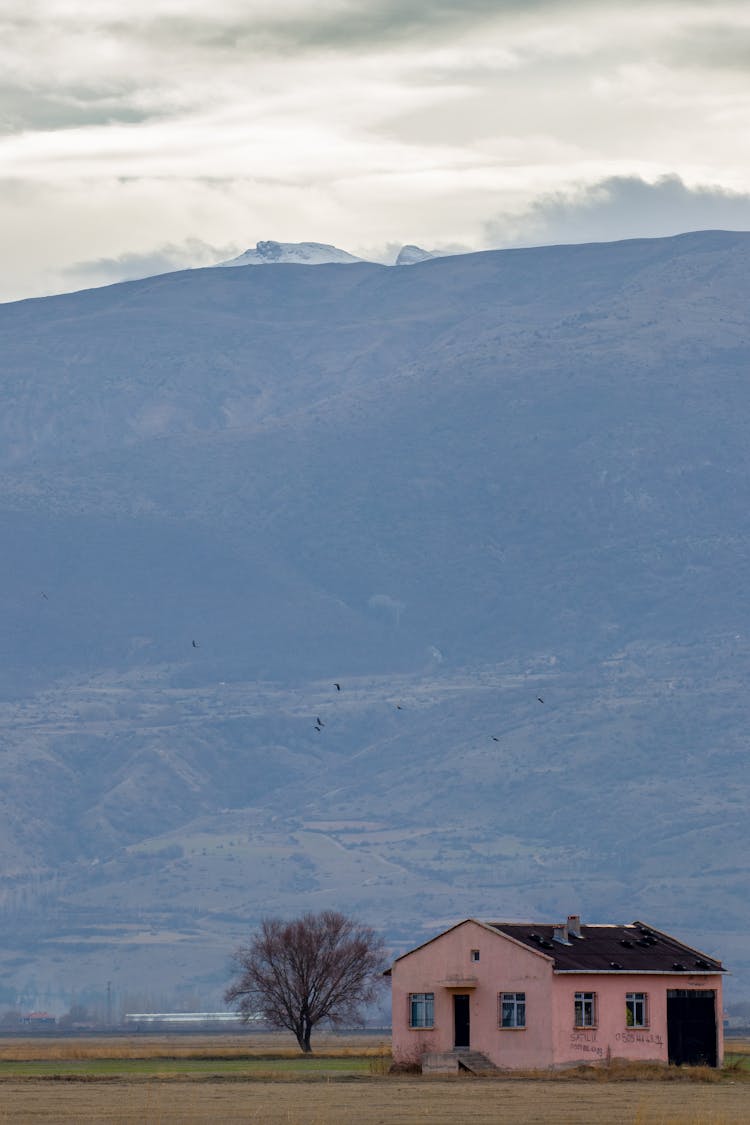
[
  {"xmin": 456, "ymin": 1050, "xmax": 500, "ymax": 1075},
  {"xmin": 421, "ymin": 1049, "xmax": 499, "ymax": 1075}
]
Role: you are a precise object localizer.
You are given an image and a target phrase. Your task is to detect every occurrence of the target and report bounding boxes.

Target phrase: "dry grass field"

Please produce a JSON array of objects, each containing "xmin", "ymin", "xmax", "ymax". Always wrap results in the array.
[
  {"xmin": 0, "ymin": 1031, "xmax": 390, "ymax": 1062},
  {"xmin": 0, "ymin": 1035, "xmax": 747, "ymax": 1124}
]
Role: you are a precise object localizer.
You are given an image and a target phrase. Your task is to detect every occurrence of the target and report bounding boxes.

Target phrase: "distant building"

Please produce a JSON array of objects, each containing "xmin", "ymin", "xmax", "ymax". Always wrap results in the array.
[
  {"xmin": 388, "ymin": 916, "xmax": 725, "ymax": 1072},
  {"xmin": 20, "ymin": 1012, "xmax": 56, "ymax": 1026},
  {"xmin": 123, "ymin": 1011, "xmax": 261, "ymax": 1028}
]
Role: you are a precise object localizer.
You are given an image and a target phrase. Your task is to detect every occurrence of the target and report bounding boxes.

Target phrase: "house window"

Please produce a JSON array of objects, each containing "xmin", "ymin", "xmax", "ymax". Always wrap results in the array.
[
  {"xmin": 626, "ymin": 992, "xmax": 648, "ymax": 1028},
  {"xmin": 500, "ymin": 992, "xmax": 526, "ymax": 1028},
  {"xmin": 409, "ymin": 993, "xmax": 434, "ymax": 1028},
  {"xmin": 470, "ymin": 949, "xmax": 480, "ymax": 962},
  {"xmin": 574, "ymin": 992, "xmax": 597, "ymax": 1027}
]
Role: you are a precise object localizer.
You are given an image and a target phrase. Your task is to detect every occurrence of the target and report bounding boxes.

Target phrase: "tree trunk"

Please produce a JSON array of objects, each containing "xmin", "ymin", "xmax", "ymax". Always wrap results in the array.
[{"xmin": 295, "ymin": 1024, "xmax": 313, "ymax": 1052}]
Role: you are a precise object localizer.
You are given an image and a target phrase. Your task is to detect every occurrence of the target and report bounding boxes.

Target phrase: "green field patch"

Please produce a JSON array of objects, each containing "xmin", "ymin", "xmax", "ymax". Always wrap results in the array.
[
  {"xmin": 725, "ymin": 1052, "xmax": 750, "ymax": 1074},
  {"xmin": 0, "ymin": 1056, "xmax": 373, "ymax": 1078}
]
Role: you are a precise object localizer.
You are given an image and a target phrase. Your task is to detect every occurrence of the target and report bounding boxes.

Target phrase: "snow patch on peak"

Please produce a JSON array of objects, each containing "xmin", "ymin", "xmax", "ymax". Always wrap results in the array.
[
  {"xmin": 395, "ymin": 245, "xmax": 436, "ymax": 266},
  {"xmin": 217, "ymin": 241, "xmax": 365, "ymax": 267}
]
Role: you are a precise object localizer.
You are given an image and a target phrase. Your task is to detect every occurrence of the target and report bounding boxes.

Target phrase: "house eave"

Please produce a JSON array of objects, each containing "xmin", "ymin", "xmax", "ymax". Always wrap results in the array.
[{"xmin": 553, "ymin": 969, "xmax": 726, "ymax": 975}]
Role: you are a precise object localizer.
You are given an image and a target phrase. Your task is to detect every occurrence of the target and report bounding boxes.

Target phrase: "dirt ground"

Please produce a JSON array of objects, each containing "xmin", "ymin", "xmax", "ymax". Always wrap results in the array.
[{"xmin": 1, "ymin": 1078, "xmax": 749, "ymax": 1125}]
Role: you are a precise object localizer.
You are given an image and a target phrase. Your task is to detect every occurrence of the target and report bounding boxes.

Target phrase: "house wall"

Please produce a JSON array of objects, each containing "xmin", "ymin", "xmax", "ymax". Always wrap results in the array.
[
  {"xmin": 391, "ymin": 920, "xmax": 555, "ymax": 1069},
  {"xmin": 550, "ymin": 972, "xmax": 724, "ymax": 1067}
]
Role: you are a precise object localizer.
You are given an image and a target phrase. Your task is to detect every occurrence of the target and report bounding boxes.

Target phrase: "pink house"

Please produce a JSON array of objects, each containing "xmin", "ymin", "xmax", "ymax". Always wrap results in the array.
[{"xmin": 388, "ymin": 916, "xmax": 725, "ymax": 1072}]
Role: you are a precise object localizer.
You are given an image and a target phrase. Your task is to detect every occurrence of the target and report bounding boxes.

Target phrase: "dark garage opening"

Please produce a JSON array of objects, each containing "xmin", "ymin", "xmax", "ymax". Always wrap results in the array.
[{"xmin": 667, "ymin": 989, "xmax": 717, "ymax": 1067}]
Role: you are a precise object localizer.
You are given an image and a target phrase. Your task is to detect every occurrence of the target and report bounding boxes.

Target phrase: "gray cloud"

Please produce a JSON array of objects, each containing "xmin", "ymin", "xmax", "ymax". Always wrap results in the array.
[
  {"xmin": 32, "ymin": 1, "xmax": 594, "ymax": 60},
  {"xmin": 1, "ymin": 3, "xmax": 534, "ymax": 137},
  {"xmin": 63, "ymin": 239, "xmax": 235, "ymax": 288},
  {"xmin": 0, "ymin": 2, "xmax": 517, "ymax": 65},
  {"xmin": 2, "ymin": 1, "xmax": 739, "ymax": 141},
  {"xmin": 87, "ymin": 0, "xmax": 700, "ymax": 57},
  {"xmin": 667, "ymin": 23, "xmax": 750, "ymax": 72},
  {"xmin": 0, "ymin": 84, "xmax": 157, "ymax": 135},
  {"xmin": 265, "ymin": 0, "xmax": 543, "ymax": 48},
  {"xmin": 488, "ymin": 176, "xmax": 750, "ymax": 248}
]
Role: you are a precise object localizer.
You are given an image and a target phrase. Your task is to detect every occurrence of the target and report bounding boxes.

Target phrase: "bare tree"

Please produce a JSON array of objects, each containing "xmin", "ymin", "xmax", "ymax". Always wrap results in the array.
[{"xmin": 225, "ymin": 910, "xmax": 386, "ymax": 1052}]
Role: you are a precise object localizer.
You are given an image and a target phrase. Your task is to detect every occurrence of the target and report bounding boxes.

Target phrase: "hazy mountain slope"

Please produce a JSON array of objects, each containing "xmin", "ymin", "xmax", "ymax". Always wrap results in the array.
[
  {"xmin": 2, "ymin": 234, "xmax": 748, "ymax": 677},
  {"xmin": 0, "ymin": 231, "xmax": 749, "ymax": 1009}
]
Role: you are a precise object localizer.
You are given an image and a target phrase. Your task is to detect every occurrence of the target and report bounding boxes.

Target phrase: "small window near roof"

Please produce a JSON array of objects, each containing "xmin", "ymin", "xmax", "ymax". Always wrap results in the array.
[{"xmin": 470, "ymin": 949, "xmax": 480, "ymax": 962}]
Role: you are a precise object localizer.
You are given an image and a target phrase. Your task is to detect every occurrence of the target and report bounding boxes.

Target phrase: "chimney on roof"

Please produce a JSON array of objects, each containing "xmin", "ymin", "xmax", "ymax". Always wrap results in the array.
[
  {"xmin": 552, "ymin": 922, "xmax": 571, "ymax": 945},
  {"xmin": 567, "ymin": 915, "xmax": 582, "ymax": 938}
]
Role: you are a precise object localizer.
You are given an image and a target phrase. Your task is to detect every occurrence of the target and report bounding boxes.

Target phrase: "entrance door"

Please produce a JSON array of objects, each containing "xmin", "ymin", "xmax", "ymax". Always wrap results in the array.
[
  {"xmin": 667, "ymin": 990, "xmax": 717, "ymax": 1066},
  {"xmin": 453, "ymin": 994, "xmax": 470, "ymax": 1048}
]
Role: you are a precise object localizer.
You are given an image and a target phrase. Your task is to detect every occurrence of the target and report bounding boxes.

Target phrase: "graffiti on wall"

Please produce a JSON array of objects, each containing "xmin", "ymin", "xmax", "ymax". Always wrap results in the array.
[
  {"xmin": 616, "ymin": 1031, "xmax": 663, "ymax": 1046},
  {"xmin": 569, "ymin": 1029, "xmax": 604, "ymax": 1057}
]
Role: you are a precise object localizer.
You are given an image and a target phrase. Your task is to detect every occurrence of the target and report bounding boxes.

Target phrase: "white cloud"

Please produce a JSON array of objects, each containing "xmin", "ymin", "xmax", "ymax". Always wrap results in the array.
[{"xmin": 1, "ymin": 1, "xmax": 750, "ymax": 300}]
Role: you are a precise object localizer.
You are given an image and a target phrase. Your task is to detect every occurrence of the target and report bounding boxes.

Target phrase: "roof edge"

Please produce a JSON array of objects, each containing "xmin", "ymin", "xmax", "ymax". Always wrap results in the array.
[
  {"xmin": 483, "ymin": 923, "xmax": 557, "ymax": 963},
  {"xmin": 631, "ymin": 920, "xmax": 724, "ymax": 969},
  {"xmin": 388, "ymin": 918, "xmax": 555, "ymax": 969},
  {"xmin": 553, "ymin": 969, "xmax": 726, "ymax": 975},
  {"xmin": 389, "ymin": 919, "xmax": 497, "ymax": 967}
]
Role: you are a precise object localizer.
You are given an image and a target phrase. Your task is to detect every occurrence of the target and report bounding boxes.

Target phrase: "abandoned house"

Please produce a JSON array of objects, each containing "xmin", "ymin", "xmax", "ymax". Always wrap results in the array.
[{"xmin": 388, "ymin": 916, "xmax": 725, "ymax": 1072}]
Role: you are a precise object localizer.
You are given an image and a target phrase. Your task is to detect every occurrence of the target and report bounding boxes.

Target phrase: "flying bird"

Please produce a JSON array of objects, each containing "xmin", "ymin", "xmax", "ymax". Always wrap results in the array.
[
  {"xmin": 192, "ymin": 640, "xmax": 200, "ymax": 648},
  {"xmin": 40, "ymin": 592, "xmax": 48, "ymax": 600},
  {"xmin": 315, "ymin": 716, "xmax": 325, "ymax": 729},
  {"xmin": 537, "ymin": 697, "xmax": 544, "ymax": 704},
  {"xmin": 334, "ymin": 683, "xmax": 341, "ymax": 691},
  {"xmin": 492, "ymin": 736, "xmax": 500, "ymax": 742}
]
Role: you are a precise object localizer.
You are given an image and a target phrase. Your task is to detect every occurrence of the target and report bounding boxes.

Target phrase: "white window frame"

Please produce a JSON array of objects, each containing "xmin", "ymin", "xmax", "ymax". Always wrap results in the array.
[
  {"xmin": 625, "ymin": 992, "xmax": 648, "ymax": 1028},
  {"xmin": 574, "ymin": 991, "xmax": 597, "ymax": 1028},
  {"xmin": 499, "ymin": 991, "xmax": 526, "ymax": 1028},
  {"xmin": 409, "ymin": 992, "xmax": 434, "ymax": 1028},
  {"xmin": 470, "ymin": 948, "xmax": 480, "ymax": 962}
]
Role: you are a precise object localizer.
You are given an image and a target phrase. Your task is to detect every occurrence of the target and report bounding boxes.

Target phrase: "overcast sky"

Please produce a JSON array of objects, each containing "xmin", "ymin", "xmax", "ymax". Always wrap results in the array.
[{"xmin": 2, "ymin": 0, "xmax": 750, "ymax": 301}]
